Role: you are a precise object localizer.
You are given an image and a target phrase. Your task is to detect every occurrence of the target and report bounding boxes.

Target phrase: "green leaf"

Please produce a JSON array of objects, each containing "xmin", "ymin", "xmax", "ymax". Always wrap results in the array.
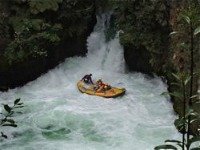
[
  {"xmin": 2, "ymin": 124, "xmax": 17, "ymax": 127},
  {"xmin": 174, "ymin": 118, "xmax": 187, "ymax": 130},
  {"xmin": 14, "ymin": 106, "xmax": 24, "ymax": 108},
  {"xmin": 185, "ymin": 107, "xmax": 194, "ymax": 114},
  {"xmin": 1, "ymin": 132, "xmax": 8, "ymax": 139},
  {"xmin": 165, "ymin": 140, "xmax": 184, "ymax": 148},
  {"xmin": 169, "ymin": 31, "xmax": 178, "ymax": 36},
  {"xmin": 161, "ymin": 92, "xmax": 183, "ymax": 100},
  {"xmin": 17, "ymin": 103, "xmax": 24, "ymax": 105},
  {"xmin": 181, "ymin": 15, "xmax": 191, "ymax": 24},
  {"xmin": 170, "ymin": 82, "xmax": 181, "ymax": 87},
  {"xmin": 179, "ymin": 42, "xmax": 189, "ymax": 50},
  {"xmin": 161, "ymin": 91, "xmax": 183, "ymax": 100},
  {"xmin": 188, "ymin": 136, "xmax": 200, "ymax": 148},
  {"xmin": 193, "ymin": 72, "xmax": 200, "ymax": 77},
  {"xmin": 161, "ymin": 92, "xmax": 169, "ymax": 96},
  {"xmin": 154, "ymin": 144, "xmax": 178, "ymax": 150},
  {"xmin": 189, "ymin": 112, "xmax": 199, "ymax": 117},
  {"xmin": 172, "ymin": 73, "xmax": 181, "ymax": 81},
  {"xmin": 184, "ymin": 76, "xmax": 191, "ymax": 86},
  {"xmin": 190, "ymin": 118, "xmax": 198, "ymax": 123},
  {"xmin": 191, "ymin": 148, "xmax": 200, "ymax": 150},
  {"xmin": 186, "ymin": 109, "xmax": 199, "ymax": 117},
  {"xmin": 190, "ymin": 95, "xmax": 199, "ymax": 99},
  {"xmin": 4, "ymin": 105, "xmax": 11, "ymax": 113},
  {"xmin": 177, "ymin": 143, "xmax": 183, "ymax": 148},
  {"xmin": 6, "ymin": 119, "xmax": 15, "ymax": 124},
  {"xmin": 14, "ymin": 98, "xmax": 20, "ymax": 105},
  {"xmin": 168, "ymin": 92, "xmax": 183, "ymax": 100},
  {"xmin": 185, "ymin": 108, "xmax": 199, "ymax": 119},
  {"xmin": 194, "ymin": 26, "xmax": 200, "ymax": 36},
  {"xmin": 165, "ymin": 140, "xmax": 183, "ymax": 144}
]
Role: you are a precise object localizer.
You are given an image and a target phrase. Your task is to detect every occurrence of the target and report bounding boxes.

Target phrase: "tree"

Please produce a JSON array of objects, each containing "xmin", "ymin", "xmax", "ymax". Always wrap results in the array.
[{"xmin": 155, "ymin": 1, "xmax": 200, "ymax": 149}]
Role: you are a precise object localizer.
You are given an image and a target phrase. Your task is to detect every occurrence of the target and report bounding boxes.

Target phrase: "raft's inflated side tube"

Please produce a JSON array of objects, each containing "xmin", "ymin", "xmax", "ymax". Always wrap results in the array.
[{"xmin": 77, "ymin": 81, "xmax": 126, "ymax": 98}]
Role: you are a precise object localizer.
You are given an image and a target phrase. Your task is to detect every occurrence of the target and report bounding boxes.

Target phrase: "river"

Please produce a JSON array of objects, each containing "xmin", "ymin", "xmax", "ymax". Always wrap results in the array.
[{"xmin": 0, "ymin": 13, "xmax": 179, "ymax": 150}]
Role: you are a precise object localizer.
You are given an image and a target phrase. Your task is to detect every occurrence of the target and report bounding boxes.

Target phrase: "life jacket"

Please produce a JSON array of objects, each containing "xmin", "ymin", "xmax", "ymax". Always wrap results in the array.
[{"xmin": 98, "ymin": 82, "xmax": 106, "ymax": 87}]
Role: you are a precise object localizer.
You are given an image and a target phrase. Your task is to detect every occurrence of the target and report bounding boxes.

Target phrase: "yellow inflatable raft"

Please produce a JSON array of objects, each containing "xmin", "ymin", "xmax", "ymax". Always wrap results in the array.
[{"xmin": 77, "ymin": 80, "xmax": 126, "ymax": 98}]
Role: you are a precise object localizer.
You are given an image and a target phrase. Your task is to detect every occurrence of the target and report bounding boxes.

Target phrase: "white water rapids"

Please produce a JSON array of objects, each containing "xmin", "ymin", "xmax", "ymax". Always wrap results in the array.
[{"xmin": 0, "ymin": 14, "xmax": 180, "ymax": 150}]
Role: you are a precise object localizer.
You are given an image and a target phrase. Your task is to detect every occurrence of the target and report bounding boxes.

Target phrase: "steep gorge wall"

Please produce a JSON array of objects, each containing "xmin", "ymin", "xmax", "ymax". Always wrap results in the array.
[
  {"xmin": 113, "ymin": 0, "xmax": 171, "ymax": 75},
  {"xmin": 0, "ymin": 0, "xmax": 96, "ymax": 90}
]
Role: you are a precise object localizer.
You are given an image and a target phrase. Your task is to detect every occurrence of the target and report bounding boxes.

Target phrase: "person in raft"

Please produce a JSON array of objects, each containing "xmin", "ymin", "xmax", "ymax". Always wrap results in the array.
[
  {"xmin": 95, "ymin": 79, "xmax": 111, "ymax": 92},
  {"xmin": 82, "ymin": 74, "xmax": 94, "ymax": 84}
]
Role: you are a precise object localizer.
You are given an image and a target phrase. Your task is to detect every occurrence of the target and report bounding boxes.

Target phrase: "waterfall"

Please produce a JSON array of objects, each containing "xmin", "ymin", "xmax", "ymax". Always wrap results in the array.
[{"xmin": 86, "ymin": 13, "xmax": 125, "ymax": 73}]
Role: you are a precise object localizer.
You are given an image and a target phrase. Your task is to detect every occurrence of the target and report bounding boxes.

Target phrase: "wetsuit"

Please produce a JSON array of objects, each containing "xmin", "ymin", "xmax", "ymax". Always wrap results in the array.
[{"xmin": 82, "ymin": 75, "xmax": 93, "ymax": 84}]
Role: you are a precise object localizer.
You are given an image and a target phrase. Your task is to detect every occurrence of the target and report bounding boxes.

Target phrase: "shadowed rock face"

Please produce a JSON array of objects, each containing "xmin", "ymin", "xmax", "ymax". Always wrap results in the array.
[
  {"xmin": 124, "ymin": 44, "xmax": 153, "ymax": 74},
  {"xmin": 0, "ymin": 13, "xmax": 96, "ymax": 91}
]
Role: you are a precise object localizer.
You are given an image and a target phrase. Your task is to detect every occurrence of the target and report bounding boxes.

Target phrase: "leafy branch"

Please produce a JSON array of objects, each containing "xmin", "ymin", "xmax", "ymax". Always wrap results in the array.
[
  {"xmin": 155, "ymin": 72, "xmax": 200, "ymax": 150},
  {"xmin": 0, "ymin": 98, "xmax": 24, "ymax": 139}
]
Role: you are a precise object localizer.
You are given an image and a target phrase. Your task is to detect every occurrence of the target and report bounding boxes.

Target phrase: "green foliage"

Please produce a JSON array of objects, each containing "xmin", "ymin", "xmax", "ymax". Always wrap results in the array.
[
  {"xmin": 180, "ymin": 2, "xmax": 200, "ymax": 28},
  {"xmin": 57, "ymin": 0, "xmax": 94, "ymax": 37},
  {"xmin": 0, "ymin": 1, "xmax": 10, "ymax": 39},
  {"xmin": 194, "ymin": 27, "xmax": 200, "ymax": 36},
  {"xmin": 191, "ymin": 148, "xmax": 200, "ymax": 150},
  {"xmin": 4, "ymin": 17, "xmax": 61, "ymax": 64},
  {"xmin": 171, "ymin": 3, "xmax": 200, "ymax": 149},
  {"xmin": 28, "ymin": 0, "xmax": 63, "ymax": 14},
  {"xmin": 0, "ymin": 98, "xmax": 24, "ymax": 139},
  {"xmin": 154, "ymin": 144, "xmax": 178, "ymax": 150},
  {"xmin": 170, "ymin": 1, "xmax": 200, "ymax": 72},
  {"xmin": 0, "ymin": 0, "xmax": 95, "ymax": 65},
  {"xmin": 113, "ymin": 0, "xmax": 170, "ymax": 72},
  {"xmin": 155, "ymin": 72, "xmax": 200, "ymax": 150},
  {"xmin": 188, "ymin": 136, "xmax": 200, "ymax": 148}
]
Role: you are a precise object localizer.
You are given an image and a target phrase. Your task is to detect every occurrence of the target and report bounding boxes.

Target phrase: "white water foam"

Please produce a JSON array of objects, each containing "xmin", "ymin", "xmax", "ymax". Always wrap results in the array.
[{"xmin": 0, "ymin": 13, "xmax": 180, "ymax": 150}]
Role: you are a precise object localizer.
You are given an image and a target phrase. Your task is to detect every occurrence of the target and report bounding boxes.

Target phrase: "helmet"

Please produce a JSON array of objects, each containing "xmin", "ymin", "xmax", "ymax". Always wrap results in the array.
[{"xmin": 97, "ymin": 79, "xmax": 102, "ymax": 83}]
